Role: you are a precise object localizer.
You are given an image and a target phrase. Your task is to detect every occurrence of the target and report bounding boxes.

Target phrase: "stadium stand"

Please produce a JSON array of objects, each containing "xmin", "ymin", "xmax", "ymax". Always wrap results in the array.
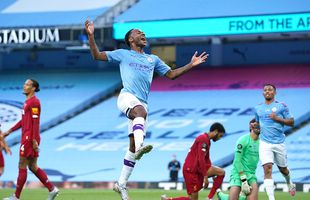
[
  {"xmin": 0, "ymin": 70, "xmax": 122, "ymax": 146},
  {"xmin": 0, "ymin": 1, "xmax": 309, "ymax": 194},
  {"xmin": 2, "ymin": 66, "xmax": 309, "ymax": 183},
  {"xmin": 0, "ymin": 0, "xmax": 122, "ymax": 28}
]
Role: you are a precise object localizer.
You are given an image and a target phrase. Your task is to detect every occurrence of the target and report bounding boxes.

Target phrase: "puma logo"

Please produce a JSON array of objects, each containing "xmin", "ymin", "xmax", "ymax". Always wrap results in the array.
[{"xmin": 233, "ymin": 47, "xmax": 248, "ymax": 61}]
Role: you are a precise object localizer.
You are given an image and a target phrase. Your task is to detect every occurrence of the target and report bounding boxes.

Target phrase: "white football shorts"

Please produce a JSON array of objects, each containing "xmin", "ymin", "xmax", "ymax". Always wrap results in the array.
[
  {"xmin": 117, "ymin": 92, "xmax": 148, "ymax": 136},
  {"xmin": 259, "ymin": 139, "xmax": 288, "ymax": 167}
]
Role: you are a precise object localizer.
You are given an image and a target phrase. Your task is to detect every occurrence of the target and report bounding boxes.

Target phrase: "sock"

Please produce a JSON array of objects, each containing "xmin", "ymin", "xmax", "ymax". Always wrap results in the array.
[
  {"xmin": 118, "ymin": 150, "xmax": 136, "ymax": 186},
  {"xmin": 217, "ymin": 191, "xmax": 229, "ymax": 200},
  {"xmin": 282, "ymin": 170, "xmax": 293, "ymax": 185},
  {"xmin": 34, "ymin": 168, "xmax": 54, "ymax": 191},
  {"xmin": 132, "ymin": 117, "xmax": 145, "ymax": 152},
  {"xmin": 208, "ymin": 175, "xmax": 224, "ymax": 199},
  {"xmin": 218, "ymin": 191, "xmax": 246, "ymax": 200},
  {"xmin": 264, "ymin": 179, "xmax": 275, "ymax": 200},
  {"xmin": 169, "ymin": 197, "xmax": 190, "ymax": 200},
  {"xmin": 15, "ymin": 168, "xmax": 27, "ymax": 198},
  {"xmin": 239, "ymin": 194, "xmax": 246, "ymax": 200}
]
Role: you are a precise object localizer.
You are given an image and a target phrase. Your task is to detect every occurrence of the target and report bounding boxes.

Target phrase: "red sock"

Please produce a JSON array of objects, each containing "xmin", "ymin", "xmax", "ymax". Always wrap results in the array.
[
  {"xmin": 34, "ymin": 168, "xmax": 54, "ymax": 191},
  {"xmin": 208, "ymin": 175, "xmax": 224, "ymax": 199},
  {"xmin": 15, "ymin": 168, "xmax": 27, "ymax": 198},
  {"xmin": 169, "ymin": 197, "xmax": 190, "ymax": 200}
]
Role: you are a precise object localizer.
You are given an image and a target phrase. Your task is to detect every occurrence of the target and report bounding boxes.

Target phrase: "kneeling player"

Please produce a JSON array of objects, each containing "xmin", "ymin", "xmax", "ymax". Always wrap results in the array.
[
  {"xmin": 161, "ymin": 122, "xmax": 226, "ymax": 200},
  {"xmin": 217, "ymin": 119, "xmax": 260, "ymax": 200}
]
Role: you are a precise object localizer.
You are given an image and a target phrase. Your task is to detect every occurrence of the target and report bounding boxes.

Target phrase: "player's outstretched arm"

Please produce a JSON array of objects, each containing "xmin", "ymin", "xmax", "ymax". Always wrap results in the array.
[
  {"xmin": 85, "ymin": 19, "xmax": 108, "ymax": 61},
  {"xmin": 165, "ymin": 51, "xmax": 209, "ymax": 80}
]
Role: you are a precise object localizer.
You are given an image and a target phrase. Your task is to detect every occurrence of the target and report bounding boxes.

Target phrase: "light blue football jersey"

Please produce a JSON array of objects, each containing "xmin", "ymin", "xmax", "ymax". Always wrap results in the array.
[
  {"xmin": 255, "ymin": 101, "xmax": 293, "ymax": 144},
  {"xmin": 106, "ymin": 49, "xmax": 170, "ymax": 103}
]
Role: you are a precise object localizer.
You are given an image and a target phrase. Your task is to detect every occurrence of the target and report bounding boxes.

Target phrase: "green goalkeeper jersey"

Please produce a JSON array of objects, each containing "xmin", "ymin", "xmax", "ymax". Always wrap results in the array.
[{"xmin": 231, "ymin": 134, "xmax": 259, "ymax": 176}]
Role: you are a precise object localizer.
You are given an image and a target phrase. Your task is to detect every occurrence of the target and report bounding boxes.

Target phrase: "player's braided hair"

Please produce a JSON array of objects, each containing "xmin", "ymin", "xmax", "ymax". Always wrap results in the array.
[{"xmin": 124, "ymin": 29, "xmax": 134, "ymax": 47}]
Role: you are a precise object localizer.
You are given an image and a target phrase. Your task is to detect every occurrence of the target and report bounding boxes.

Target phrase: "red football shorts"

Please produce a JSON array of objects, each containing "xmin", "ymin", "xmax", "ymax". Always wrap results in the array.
[
  {"xmin": 19, "ymin": 140, "xmax": 39, "ymax": 158},
  {"xmin": 0, "ymin": 151, "xmax": 4, "ymax": 167},
  {"xmin": 183, "ymin": 168, "xmax": 204, "ymax": 195}
]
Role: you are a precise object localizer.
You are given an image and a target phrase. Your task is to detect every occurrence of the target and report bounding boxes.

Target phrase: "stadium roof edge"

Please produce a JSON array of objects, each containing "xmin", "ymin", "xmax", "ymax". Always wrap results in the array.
[
  {"xmin": 94, "ymin": 0, "xmax": 139, "ymax": 27},
  {"xmin": 0, "ymin": 0, "xmax": 123, "ymax": 29}
]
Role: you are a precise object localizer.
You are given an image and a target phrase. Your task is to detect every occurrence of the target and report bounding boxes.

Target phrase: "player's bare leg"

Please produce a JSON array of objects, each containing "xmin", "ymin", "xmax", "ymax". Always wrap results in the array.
[
  {"xmin": 190, "ymin": 192, "xmax": 199, "ymax": 200},
  {"xmin": 227, "ymin": 186, "xmax": 241, "ymax": 200},
  {"xmin": 207, "ymin": 166, "xmax": 225, "ymax": 200},
  {"xmin": 278, "ymin": 166, "xmax": 296, "ymax": 196},
  {"xmin": 247, "ymin": 183, "xmax": 258, "ymax": 200},
  {"xmin": 263, "ymin": 163, "xmax": 275, "ymax": 200}
]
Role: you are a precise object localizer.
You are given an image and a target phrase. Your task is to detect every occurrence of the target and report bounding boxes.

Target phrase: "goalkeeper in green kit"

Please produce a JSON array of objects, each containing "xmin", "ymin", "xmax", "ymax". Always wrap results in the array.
[{"xmin": 217, "ymin": 119, "xmax": 260, "ymax": 200}]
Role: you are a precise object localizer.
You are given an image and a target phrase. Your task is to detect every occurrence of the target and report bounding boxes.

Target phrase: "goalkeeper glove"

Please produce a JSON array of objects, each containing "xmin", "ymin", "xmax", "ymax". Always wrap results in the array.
[{"xmin": 240, "ymin": 174, "xmax": 251, "ymax": 195}]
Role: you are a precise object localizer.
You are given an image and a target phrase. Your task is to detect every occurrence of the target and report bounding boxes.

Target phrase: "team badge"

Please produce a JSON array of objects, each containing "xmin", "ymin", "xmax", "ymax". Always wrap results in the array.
[
  {"xmin": 147, "ymin": 57, "xmax": 153, "ymax": 63},
  {"xmin": 271, "ymin": 107, "xmax": 277, "ymax": 112},
  {"xmin": 32, "ymin": 107, "xmax": 39, "ymax": 114},
  {"xmin": 237, "ymin": 144, "xmax": 243, "ymax": 149},
  {"xmin": 202, "ymin": 143, "xmax": 207, "ymax": 151}
]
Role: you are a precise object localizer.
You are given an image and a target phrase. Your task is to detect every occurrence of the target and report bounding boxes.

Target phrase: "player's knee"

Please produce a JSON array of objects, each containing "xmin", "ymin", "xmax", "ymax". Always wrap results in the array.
[
  {"xmin": 220, "ymin": 168, "xmax": 225, "ymax": 176},
  {"xmin": 18, "ymin": 161, "xmax": 27, "ymax": 169},
  {"xmin": 263, "ymin": 163, "xmax": 272, "ymax": 172},
  {"xmin": 29, "ymin": 167, "xmax": 37, "ymax": 173},
  {"xmin": 129, "ymin": 146, "xmax": 135, "ymax": 153},
  {"xmin": 190, "ymin": 193, "xmax": 198, "ymax": 200},
  {"xmin": 28, "ymin": 164, "xmax": 38, "ymax": 172},
  {"xmin": 132, "ymin": 106, "xmax": 147, "ymax": 119},
  {"xmin": 216, "ymin": 168, "xmax": 225, "ymax": 176}
]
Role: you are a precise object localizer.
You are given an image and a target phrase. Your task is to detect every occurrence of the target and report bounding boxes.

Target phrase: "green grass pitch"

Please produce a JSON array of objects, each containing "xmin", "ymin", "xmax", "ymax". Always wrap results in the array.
[{"xmin": 0, "ymin": 188, "xmax": 308, "ymax": 200}]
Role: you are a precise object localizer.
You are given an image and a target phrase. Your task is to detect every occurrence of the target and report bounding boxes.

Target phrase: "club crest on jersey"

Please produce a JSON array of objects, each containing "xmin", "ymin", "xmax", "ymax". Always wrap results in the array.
[
  {"xmin": 271, "ymin": 107, "xmax": 277, "ymax": 112},
  {"xmin": 147, "ymin": 57, "xmax": 153, "ymax": 63},
  {"xmin": 237, "ymin": 144, "xmax": 243, "ymax": 149},
  {"xmin": 202, "ymin": 143, "xmax": 207, "ymax": 151},
  {"xmin": 32, "ymin": 107, "xmax": 39, "ymax": 114}
]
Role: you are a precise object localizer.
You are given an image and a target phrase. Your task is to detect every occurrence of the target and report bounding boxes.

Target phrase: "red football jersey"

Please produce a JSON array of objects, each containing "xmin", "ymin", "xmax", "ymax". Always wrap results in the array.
[
  {"xmin": 183, "ymin": 133, "xmax": 211, "ymax": 176},
  {"xmin": 0, "ymin": 150, "xmax": 4, "ymax": 167},
  {"xmin": 11, "ymin": 96, "xmax": 41, "ymax": 144}
]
